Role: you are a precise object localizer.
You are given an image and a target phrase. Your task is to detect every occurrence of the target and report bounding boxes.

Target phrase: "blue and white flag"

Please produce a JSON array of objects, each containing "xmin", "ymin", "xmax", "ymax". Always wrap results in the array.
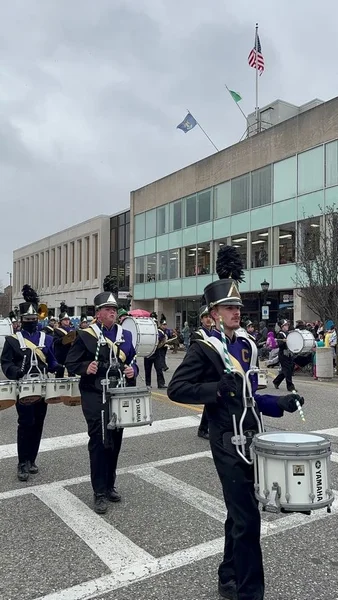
[{"xmin": 176, "ymin": 112, "xmax": 197, "ymax": 133}]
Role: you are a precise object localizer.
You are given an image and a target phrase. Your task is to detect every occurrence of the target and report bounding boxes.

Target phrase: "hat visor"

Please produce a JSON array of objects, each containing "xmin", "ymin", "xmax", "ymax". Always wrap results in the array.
[
  {"xmin": 95, "ymin": 302, "xmax": 118, "ymax": 309},
  {"xmin": 211, "ymin": 298, "xmax": 243, "ymax": 308}
]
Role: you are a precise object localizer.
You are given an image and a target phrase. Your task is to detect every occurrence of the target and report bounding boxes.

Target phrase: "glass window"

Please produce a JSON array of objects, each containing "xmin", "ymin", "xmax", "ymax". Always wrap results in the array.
[
  {"xmin": 170, "ymin": 200, "xmax": 182, "ymax": 231},
  {"xmin": 125, "ymin": 263, "xmax": 130, "ymax": 288},
  {"xmin": 110, "ymin": 216, "xmax": 118, "ymax": 228},
  {"xmin": 273, "ymin": 156, "xmax": 297, "ymax": 202},
  {"xmin": 125, "ymin": 211, "xmax": 130, "ymax": 224},
  {"xmin": 298, "ymin": 217, "xmax": 320, "ymax": 261},
  {"xmin": 184, "ymin": 245, "xmax": 196, "ymax": 277},
  {"xmin": 197, "ymin": 243, "xmax": 210, "ymax": 275},
  {"xmin": 252, "ymin": 165, "xmax": 272, "ymax": 208},
  {"xmin": 158, "ymin": 250, "xmax": 168, "ymax": 281},
  {"xmin": 135, "ymin": 213, "xmax": 146, "ymax": 242},
  {"xmin": 325, "ymin": 141, "xmax": 338, "ymax": 187},
  {"xmin": 231, "ymin": 174, "xmax": 250, "ymax": 214},
  {"xmin": 278, "ymin": 223, "xmax": 296, "ymax": 264},
  {"xmin": 251, "ymin": 230, "xmax": 270, "ymax": 268},
  {"xmin": 146, "ymin": 209, "xmax": 156, "ymax": 239},
  {"xmin": 230, "ymin": 235, "xmax": 247, "ymax": 269},
  {"xmin": 125, "ymin": 222, "xmax": 130, "ymax": 248},
  {"xmin": 146, "ymin": 253, "xmax": 157, "ymax": 282},
  {"xmin": 169, "ymin": 249, "xmax": 180, "ymax": 279},
  {"xmin": 118, "ymin": 213, "xmax": 125, "ymax": 226},
  {"xmin": 197, "ymin": 190, "xmax": 211, "ymax": 223},
  {"xmin": 118, "ymin": 226, "xmax": 125, "ymax": 249},
  {"xmin": 214, "ymin": 181, "xmax": 231, "ymax": 218},
  {"xmin": 298, "ymin": 146, "xmax": 324, "ymax": 195},
  {"xmin": 157, "ymin": 206, "xmax": 168, "ymax": 235},
  {"xmin": 110, "ymin": 227, "xmax": 117, "ymax": 252},
  {"xmin": 125, "ymin": 248, "xmax": 130, "ymax": 262},
  {"xmin": 186, "ymin": 195, "xmax": 197, "ymax": 226},
  {"xmin": 119, "ymin": 249, "xmax": 124, "ymax": 262}
]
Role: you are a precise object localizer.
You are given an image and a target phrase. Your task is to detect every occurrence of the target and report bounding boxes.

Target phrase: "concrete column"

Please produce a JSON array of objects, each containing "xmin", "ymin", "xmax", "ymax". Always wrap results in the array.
[{"xmin": 316, "ymin": 347, "xmax": 334, "ymax": 380}]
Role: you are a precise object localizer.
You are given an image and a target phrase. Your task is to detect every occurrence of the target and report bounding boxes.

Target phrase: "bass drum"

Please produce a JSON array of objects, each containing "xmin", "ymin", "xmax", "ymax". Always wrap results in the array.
[
  {"xmin": 122, "ymin": 317, "xmax": 158, "ymax": 358},
  {"xmin": 287, "ymin": 330, "xmax": 315, "ymax": 355}
]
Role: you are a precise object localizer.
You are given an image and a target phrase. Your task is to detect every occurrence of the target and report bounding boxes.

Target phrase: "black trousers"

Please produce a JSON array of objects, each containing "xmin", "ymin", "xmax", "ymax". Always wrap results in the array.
[
  {"xmin": 55, "ymin": 365, "xmax": 65, "ymax": 378},
  {"xmin": 209, "ymin": 424, "xmax": 264, "ymax": 600},
  {"xmin": 273, "ymin": 353, "xmax": 295, "ymax": 390},
  {"xmin": 158, "ymin": 346, "xmax": 168, "ymax": 369},
  {"xmin": 16, "ymin": 400, "xmax": 48, "ymax": 465},
  {"xmin": 81, "ymin": 389, "xmax": 123, "ymax": 496},
  {"xmin": 198, "ymin": 407, "xmax": 209, "ymax": 433},
  {"xmin": 144, "ymin": 354, "xmax": 165, "ymax": 387}
]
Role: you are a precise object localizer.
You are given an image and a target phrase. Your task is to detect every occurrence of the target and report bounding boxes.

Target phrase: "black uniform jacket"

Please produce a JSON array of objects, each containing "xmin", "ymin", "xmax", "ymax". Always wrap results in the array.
[
  {"xmin": 53, "ymin": 327, "xmax": 75, "ymax": 365},
  {"xmin": 65, "ymin": 329, "xmax": 136, "ymax": 394},
  {"xmin": 1, "ymin": 335, "xmax": 55, "ymax": 380},
  {"xmin": 167, "ymin": 339, "xmax": 281, "ymax": 433}
]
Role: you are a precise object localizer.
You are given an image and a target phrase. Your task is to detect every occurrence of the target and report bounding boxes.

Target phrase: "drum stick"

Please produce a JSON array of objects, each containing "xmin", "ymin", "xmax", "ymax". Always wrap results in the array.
[
  {"xmin": 292, "ymin": 390, "xmax": 305, "ymax": 422},
  {"xmin": 219, "ymin": 318, "xmax": 235, "ymax": 397}
]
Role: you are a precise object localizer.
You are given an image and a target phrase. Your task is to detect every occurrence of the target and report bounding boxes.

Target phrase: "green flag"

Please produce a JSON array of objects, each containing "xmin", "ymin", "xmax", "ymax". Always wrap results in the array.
[{"xmin": 229, "ymin": 89, "xmax": 242, "ymax": 103}]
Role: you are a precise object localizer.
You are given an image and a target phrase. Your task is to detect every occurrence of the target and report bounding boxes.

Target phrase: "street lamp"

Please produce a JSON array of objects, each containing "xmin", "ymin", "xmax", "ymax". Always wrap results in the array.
[{"xmin": 7, "ymin": 271, "xmax": 12, "ymax": 311}]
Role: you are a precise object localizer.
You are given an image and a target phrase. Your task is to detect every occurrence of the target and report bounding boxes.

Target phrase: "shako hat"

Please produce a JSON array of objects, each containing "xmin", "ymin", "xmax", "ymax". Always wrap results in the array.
[
  {"xmin": 19, "ymin": 285, "xmax": 39, "ymax": 317},
  {"xmin": 199, "ymin": 305, "xmax": 210, "ymax": 319},
  {"xmin": 80, "ymin": 314, "xmax": 88, "ymax": 323},
  {"xmin": 94, "ymin": 292, "xmax": 118, "ymax": 309},
  {"xmin": 59, "ymin": 302, "xmax": 70, "ymax": 320},
  {"xmin": 204, "ymin": 246, "xmax": 244, "ymax": 308},
  {"xmin": 118, "ymin": 308, "xmax": 129, "ymax": 318}
]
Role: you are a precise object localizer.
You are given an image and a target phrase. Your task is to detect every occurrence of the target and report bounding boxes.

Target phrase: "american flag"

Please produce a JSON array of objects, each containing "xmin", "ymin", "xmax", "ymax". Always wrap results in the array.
[{"xmin": 248, "ymin": 31, "xmax": 265, "ymax": 73}]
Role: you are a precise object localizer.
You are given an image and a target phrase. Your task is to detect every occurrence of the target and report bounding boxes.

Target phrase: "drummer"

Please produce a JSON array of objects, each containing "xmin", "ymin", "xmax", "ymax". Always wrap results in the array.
[
  {"xmin": 1, "ymin": 285, "xmax": 59, "ymax": 482},
  {"xmin": 167, "ymin": 246, "xmax": 304, "ymax": 600},
  {"xmin": 272, "ymin": 319, "xmax": 297, "ymax": 392},
  {"xmin": 65, "ymin": 292, "xmax": 138, "ymax": 515}
]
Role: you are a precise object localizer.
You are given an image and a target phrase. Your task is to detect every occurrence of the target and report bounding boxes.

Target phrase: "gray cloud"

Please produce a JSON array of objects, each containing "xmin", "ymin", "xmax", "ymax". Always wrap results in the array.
[{"xmin": 1, "ymin": 0, "xmax": 337, "ymax": 288}]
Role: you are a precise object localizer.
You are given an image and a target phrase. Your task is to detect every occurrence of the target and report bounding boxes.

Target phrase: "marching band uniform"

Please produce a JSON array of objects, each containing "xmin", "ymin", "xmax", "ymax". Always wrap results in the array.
[
  {"xmin": 190, "ymin": 305, "xmax": 214, "ymax": 440},
  {"xmin": 65, "ymin": 292, "xmax": 138, "ymax": 514},
  {"xmin": 53, "ymin": 308, "xmax": 76, "ymax": 377},
  {"xmin": 41, "ymin": 316, "xmax": 57, "ymax": 336},
  {"xmin": 1, "ymin": 286, "xmax": 59, "ymax": 482},
  {"xmin": 144, "ymin": 323, "xmax": 167, "ymax": 389},
  {"xmin": 272, "ymin": 320, "xmax": 296, "ymax": 392},
  {"xmin": 168, "ymin": 247, "xmax": 304, "ymax": 600}
]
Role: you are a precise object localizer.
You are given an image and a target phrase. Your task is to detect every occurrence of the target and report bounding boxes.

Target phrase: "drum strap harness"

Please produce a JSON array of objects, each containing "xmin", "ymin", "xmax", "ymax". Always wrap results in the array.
[
  {"xmin": 86, "ymin": 324, "xmax": 127, "ymax": 364},
  {"xmin": 13, "ymin": 332, "xmax": 47, "ymax": 365}
]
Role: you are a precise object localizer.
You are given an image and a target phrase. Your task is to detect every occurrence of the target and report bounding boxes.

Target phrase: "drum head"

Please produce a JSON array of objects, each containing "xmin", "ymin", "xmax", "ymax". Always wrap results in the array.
[
  {"xmin": 121, "ymin": 317, "xmax": 138, "ymax": 349},
  {"xmin": 257, "ymin": 432, "xmax": 325, "ymax": 444},
  {"xmin": 286, "ymin": 331, "xmax": 303, "ymax": 352}
]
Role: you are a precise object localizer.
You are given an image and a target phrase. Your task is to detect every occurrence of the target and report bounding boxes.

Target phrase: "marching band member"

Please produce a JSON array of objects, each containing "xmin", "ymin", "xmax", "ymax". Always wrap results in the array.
[
  {"xmin": 9, "ymin": 311, "xmax": 20, "ymax": 332},
  {"xmin": 41, "ymin": 315, "xmax": 57, "ymax": 336},
  {"xmin": 1, "ymin": 285, "xmax": 59, "ymax": 482},
  {"xmin": 79, "ymin": 315, "xmax": 89, "ymax": 329},
  {"xmin": 190, "ymin": 305, "xmax": 214, "ymax": 440},
  {"xmin": 53, "ymin": 304, "xmax": 76, "ymax": 377},
  {"xmin": 144, "ymin": 315, "xmax": 167, "ymax": 389},
  {"xmin": 65, "ymin": 292, "xmax": 138, "ymax": 515},
  {"xmin": 272, "ymin": 320, "xmax": 296, "ymax": 392},
  {"xmin": 168, "ymin": 247, "xmax": 304, "ymax": 600}
]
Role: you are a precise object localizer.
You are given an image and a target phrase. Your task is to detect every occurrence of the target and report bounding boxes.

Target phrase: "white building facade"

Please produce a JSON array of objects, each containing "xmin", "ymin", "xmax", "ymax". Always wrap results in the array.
[{"xmin": 13, "ymin": 215, "xmax": 110, "ymax": 316}]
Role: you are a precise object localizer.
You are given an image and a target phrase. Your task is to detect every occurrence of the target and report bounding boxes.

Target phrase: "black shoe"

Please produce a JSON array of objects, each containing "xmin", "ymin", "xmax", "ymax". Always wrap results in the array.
[
  {"xmin": 163, "ymin": 367, "xmax": 169, "ymax": 371},
  {"xmin": 29, "ymin": 462, "xmax": 39, "ymax": 474},
  {"xmin": 197, "ymin": 429, "xmax": 209, "ymax": 440},
  {"xmin": 273, "ymin": 382, "xmax": 279, "ymax": 389},
  {"xmin": 158, "ymin": 385, "xmax": 167, "ymax": 389},
  {"xmin": 287, "ymin": 386, "xmax": 297, "ymax": 392},
  {"xmin": 218, "ymin": 579, "xmax": 237, "ymax": 599},
  {"xmin": 94, "ymin": 494, "xmax": 108, "ymax": 514},
  {"xmin": 17, "ymin": 462, "xmax": 29, "ymax": 482},
  {"xmin": 107, "ymin": 487, "xmax": 121, "ymax": 502}
]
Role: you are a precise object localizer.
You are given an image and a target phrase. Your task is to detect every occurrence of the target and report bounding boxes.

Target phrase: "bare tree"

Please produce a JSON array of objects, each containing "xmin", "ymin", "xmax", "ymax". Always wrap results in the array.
[{"xmin": 295, "ymin": 206, "xmax": 338, "ymax": 326}]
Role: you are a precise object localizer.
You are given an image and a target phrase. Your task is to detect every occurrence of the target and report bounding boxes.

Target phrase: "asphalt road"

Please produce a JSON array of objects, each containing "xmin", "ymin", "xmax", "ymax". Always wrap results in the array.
[{"xmin": 1, "ymin": 352, "xmax": 338, "ymax": 600}]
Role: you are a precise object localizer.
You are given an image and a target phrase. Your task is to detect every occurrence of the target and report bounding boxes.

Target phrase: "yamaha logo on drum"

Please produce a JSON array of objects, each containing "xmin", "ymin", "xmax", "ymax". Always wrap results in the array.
[
  {"xmin": 315, "ymin": 460, "xmax": 323, "ymax": 501},
  {"xmin": 136, "ymin": 397, "xmax": 141, "ymax": 422}
]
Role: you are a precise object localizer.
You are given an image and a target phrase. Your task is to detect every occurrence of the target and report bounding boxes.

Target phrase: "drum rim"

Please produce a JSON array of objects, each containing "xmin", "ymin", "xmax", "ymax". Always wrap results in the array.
[{"xmin": 254, "ymin": 431, "xmax": 327, "ymax": 443}]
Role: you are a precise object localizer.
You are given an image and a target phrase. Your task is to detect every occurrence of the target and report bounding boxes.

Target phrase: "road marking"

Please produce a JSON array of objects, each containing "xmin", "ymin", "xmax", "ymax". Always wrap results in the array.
[
  {"xmin": 313, "ymin": 427, "xmax": 338, "ymax": 438},
  {"xmin": 35, "ymin": 486, "xmax": 152, "ymax": 570},
  {"xmin": 33, "ymin": 492, "xmax": 338, "ymax": 600},
  {"xmin": 0, "ymin": 415, "xmax": 200, "ymax": 460},
  {"xmin": 0, "ymin": 450, "xmax": 212, "ymax": 501},
  {"xmin": 134, "ymin": 467, "xmax": 226, "ymax": 521}
]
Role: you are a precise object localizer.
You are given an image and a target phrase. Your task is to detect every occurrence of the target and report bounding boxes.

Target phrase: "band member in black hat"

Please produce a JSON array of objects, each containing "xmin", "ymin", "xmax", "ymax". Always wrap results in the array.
[
  {"xmin": 168, "ymin": 247, "xmax": 304, "ymax": 600},
  {"xmin": 272, "ymin": 319, "xmax": 296, "ymax": 392},
  {"xmin": 1, "ymin": 285, "xmax": 59, "ymax": 482},
  {"xmin": 79, "ymin": 315, "xmax": 89, "ymax": 329},
  {"xmin": 41, "ymin": 315, "xmax": 57, "ymax": 336},
  {"xmin": 53, "ymin": 303, "xmax": 76, "ymax": 377},
  {"xmin": 9, "ymin": 310, "xmax": 20, "ymax": 333},
  {"xmin": 65, "ymin": 291, "xmax": 138, "ymax": 514},
  {"xmin": 190, "ymin": 305, "xmax": 214, "ymax": 440},
  {"xmin": 144, "ymin": 313, "xmax": 167, "ymax": 389}
]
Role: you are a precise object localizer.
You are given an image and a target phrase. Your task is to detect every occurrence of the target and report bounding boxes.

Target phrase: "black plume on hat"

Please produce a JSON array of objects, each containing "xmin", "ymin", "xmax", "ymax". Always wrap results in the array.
[
  {"xmin": 216, "ymin": 246, "xmax": 245, "ymax": 282},
  {"xmin": 9, "ymin": 310, "xmax": 17, "ymax": 321},
  {"xmin": 22, "ymin": 284, "xmax": 39, "ymax": 304},
  {"xmin": 60, "ymin": 301, "xmax": 68, "ymax": 314}
]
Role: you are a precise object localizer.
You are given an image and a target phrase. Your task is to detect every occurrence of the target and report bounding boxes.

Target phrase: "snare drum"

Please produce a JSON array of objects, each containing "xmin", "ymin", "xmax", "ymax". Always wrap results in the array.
[
  {"xmin": 63, "ymin": 377, "xmax": 81, "ymax": 406},
  {"xmin": 287, "ymin": 330, "xmax": 315, "ymax": 354},
  {"xmin": 122, "ymin": 317, "xmax": 158, "ymax": 357},
  {"xmin": 18, "ymin": 379, "xmax": 45, "ymax": 405},
  {"xmin": 45, "ymin": 378, "xmax": 71, "ymax": 405},
  {"xmin": 107, "ymin": 385, "xmax": 152, "ymax": 429},
  {"xmin": 0, "ymin": 380, "xmax": 17, "ymax": 410},
  {"xmin": 252, "ymin": 431, "xmax": 334, "ymax": 513}
]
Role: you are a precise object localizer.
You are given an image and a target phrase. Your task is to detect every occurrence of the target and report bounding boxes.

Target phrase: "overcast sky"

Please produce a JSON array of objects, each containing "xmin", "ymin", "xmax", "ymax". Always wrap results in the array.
[{"xmin": 1, "ymin": 0, "xmax": 337, "ymax": 288}]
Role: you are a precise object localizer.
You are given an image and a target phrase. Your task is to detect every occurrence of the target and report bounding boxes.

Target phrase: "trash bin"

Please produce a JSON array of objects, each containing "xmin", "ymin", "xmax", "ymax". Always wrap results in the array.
[{"xmin": 316, "ymin": 347, "xmax": 334, "ymax": 380}]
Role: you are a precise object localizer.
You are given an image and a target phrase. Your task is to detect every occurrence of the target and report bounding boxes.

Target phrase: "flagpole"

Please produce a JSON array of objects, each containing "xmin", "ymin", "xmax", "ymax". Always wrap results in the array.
[
  {"xmin": 224, "ymin": 85, "xmax": 247, "ymax": 121},
  {"xmin": 187, "ymin": 109, "xmax": 219, "ymax": 152},
  {"xmin": 255, "ymin": 22, "xmax": 259, "ymax": 134}
]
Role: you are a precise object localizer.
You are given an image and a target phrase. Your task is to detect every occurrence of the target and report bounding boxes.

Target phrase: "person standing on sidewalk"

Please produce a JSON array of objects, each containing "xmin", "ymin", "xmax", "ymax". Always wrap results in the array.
[{"xmin": 272, "ymin": 320, "xmax": 296, "ymax": 392}]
